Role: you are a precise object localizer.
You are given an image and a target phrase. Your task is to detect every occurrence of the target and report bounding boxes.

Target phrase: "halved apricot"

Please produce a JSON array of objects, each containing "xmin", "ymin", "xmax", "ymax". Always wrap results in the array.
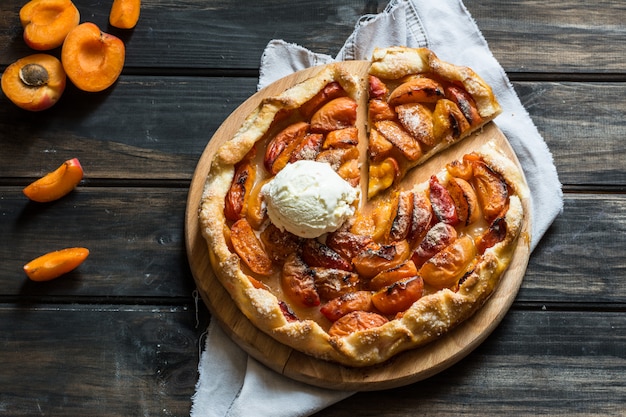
[
  {"xmin": 109, "ymin": 0, "xmax": 141, "ymax": 30},
  {"xmin": 20, "ymin": 0, "xmax": 80, "ymax": 50},
  {"xmin": 328, "ymin": 311, "xmax": 388, "ymax": 337},
  {"xmin": 353, "ymin": 240, "xmax": 411, "ymax": 279},
  {"xmin": 310, "ymin": 97, "xmax": 357, "ymax": 132},
  {"xmin": 23, "ymin": 158, "xmax": 83, "ymax": 202},
  {"xmin": 471, "ymin": 160, "xmax": 509, "ymax": 222},
  {"xmin": 369, "ymin": 260, "xmax": 418, "ymax": 290},
  {"xmin": 375, "ymin": 120, "xmax": 423, "ymax": 161},
  {"xmin": 371, "ymin": 276, "xmax": 424, "ymax": 315},
  {"xmin": 320, "ymin": 291, "xmax": 374, "ymax": 322},
  {"xmin": 395, "ymin": 103, "xmax": 436, "ymax": 146},
  {"xmin": 61, "ymin": 22, "xmax": 126, "ymax": 92},
  {"xmin": 1, "ymin": 54, "xmax": 66, "ymax": 112},
  {"xmin": 230, "ymin": 218, "xmax": 273, "ymax": 276}
]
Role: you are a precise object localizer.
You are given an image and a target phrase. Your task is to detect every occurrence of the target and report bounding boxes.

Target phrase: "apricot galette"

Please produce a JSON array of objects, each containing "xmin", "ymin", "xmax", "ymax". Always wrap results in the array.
[{"xmin": 199, "ymin": 47, "xmax": 529, "ymax": 367}]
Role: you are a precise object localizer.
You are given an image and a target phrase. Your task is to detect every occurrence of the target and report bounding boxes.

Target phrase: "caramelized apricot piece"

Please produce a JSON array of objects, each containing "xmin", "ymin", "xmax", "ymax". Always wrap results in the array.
[
  {"xmin": 224, "ymin": 149, "xmax": 256, "ymax": 221},
  {"xmin": 264, "ymin": 121, "xmax": 309, "ymax": 174},
  {"xmin": 310, "ymin": 97, "xmax": 357, "ymax": 132},
  {"xmin": 445, "ymin": 84, "xmax": 483, "ymax": 127},
  {"xmin": 375, "ymin": 120, "xmax": 423, "ymax": 161},
  {"xmin": 353, "ymin": 240, "xmax": 411, "ymax": 279},
  {"xmin": 389, "ymin": 191, "xmax": 414, "ymax": 242},
  {"xmin": 61, "ymin": 22, "xmax": 125, "ymax": 92},
  {"xmin": 281, "ymin": 253, "xmax": 320, "ymax": 307},
  {"xmin": 367, "ymin": 157, "xmax": 400, "ymax": 199},
  {"xmin": 412, "ymin": 222, "xmax": 457, "ymax": 267},
  {"xmin": 20, "ymin": 0, "xmax": 80, "ymax": 50},
  {"xmin": 472, "ymin": 160, "xmax": 508, "ymax": 222},
  {"xmin": 24, "ymin": 247, "xmax": 89, "ymax": 281},
  {"xmin": 395, "ymin": 103, "xmax": 436, "ymax": 146},
  {"xmin": 311, "ymin": 267, "xmax": 359, "ymax": 300},
  {"xmin": 260, "ymin": 223, "xmax": 302, "ymax": 264},
  {"xmin": 301, "ymin": 239, "xmax": 352, "ymax": 271},
  {"xmin": 300, "ymin": 81, "xmax": 345, "ymax": 119},
  {"xmin": 246, "ymin": 178, "xmax": 269, "ymax": 229},
  {"xmin": 337, "ymin": 158, "xmax": 360, "ymax": 187},
  {"xmin": 247, "ymin": 275, "xmax": 270, "ymax": 291},
  {"xmin": 1, "ymin": 54, "xmax": 66, "ymax": 112},
  {"xmin": 368, "ymin": 128, "xmax": 394, "ymax": 162},
  {"xmin": 432, "ymin": 99, "xmax": 471, "ymax": 143},
  {"xmin": 372, "ymin": 276, "xmax": 424, "ymax": 315},
  {"xmin": 315, "ymin": 145, "xmax": 358, "ymax": 171},
  {"xmin": 446, "ymin": 157, "xmax": 474, "ymax": 180},
  {"xmin": 369, "ymin": 260, "xmax": 418, "ymax": 290},
  {"xmin": 109, "ymin": 0, "xmax": 141, "ymax": 29},
  {"xmin": 322, "ymin": 127, "xmax": 358, "ymax": 149},
  {"xmin": 288, "ymin": 133, "xmax": 323, "ymax": 163},
  {"xmin": 326, "ymin": 231, "xmax": 374, "ymax": 262},
  {"xmin": 368, "ymin": 75, "xmax": 388, "ymax": 99},
  {"xmin": 328, "ymin": 311, "xmax": 388, "ymax": 337},
  {"xmin": 368, "ymin": 98, "xmax": 396, "ymax": 122},
  {"xmin": 230, "ymin": 219, "xmax": 273, "ymax": 276},
  {"xmin": 388, "ymin": 77, "xmax": 444, "ymax": 106},
  {"xmin": 407, "ymin": 192, "xmax": 433, "ymax": 244},
  {"xmin": 429, "ymin": 176, "xmax": 458, "ymax": 225},
  {"xmin": 23, "ymin": 158, "xmax": 83, "ymax": 202},
  {"xmin": 476, "ymin": 216, "xmax": 507, "ymax": 254},
  {"xmin": 446, "ymin": 177, "xmax": 481, "ymax": 226},
  {"xmin": 320, "ymin": 291, "xmax": 374, "ymax": 322},
  {"xmin": 419, "ymin": 235, "xmax": 477, "ymax": 289}
]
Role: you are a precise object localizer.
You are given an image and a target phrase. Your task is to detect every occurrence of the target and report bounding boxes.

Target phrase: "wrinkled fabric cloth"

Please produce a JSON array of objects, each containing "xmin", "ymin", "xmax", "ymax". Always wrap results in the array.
[{"xmin": 191, "ymin": 1, "xmax": 563, "ymax": 416}]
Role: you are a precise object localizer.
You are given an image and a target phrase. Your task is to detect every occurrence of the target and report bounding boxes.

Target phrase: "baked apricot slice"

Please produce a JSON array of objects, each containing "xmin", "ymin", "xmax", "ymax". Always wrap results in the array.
[
  {"xmin": 61, "ymin": 22, "xmax": 125, "ymax": 92},
  {"xmin": 328, "ymin": 311, "xmax": 388, "ymax": 337},
  {"xmin": 310, "ymin": 97, "xmax": 357, "ymax": 132},
  {"xmin": 375, "ymin": 120, "xmax": 423, "ymax": 161},
  {"xmin": 388, "ymin": 77, "xmax": 444, "ymax": 106},
  {"xmin": 432, "ymin": 99, "xmax": 471, "ymax": 143},
  {"xmin": 429, "ymin": 175, "xmax": 458, "ymax": 225},
  {"xmin": 395, "ymin": 103, "xmax": 436, "ymax": 146},
  {"xmin": 20, "ymin": 0, "xmax": 80, "ymax": 51},
  {"xmin": 321, "ymin": 291, "xmax": 375, "ymax": 322},
  {"xmin": 412, "ymin": 222, "xmax": 457, "ymax": 267},
  {"xmin": 471, "ymin": 160, "xmax": 509, "ymax": 222},
  {"xmin": 311, "ymin": 268, "xmax": 359, "ymax": 300},
  {"xmin": 367, "ymin": 157, "xmax": 399, "ymax": 199},
  {"xmin": 419, "ymin": 235, "xmax": 477, "ymax": 289},
  {"xmin": 230, "ymin": 218, "xmax": 273, "ymax": 276},
  {"xmin": 23, "ymin": 158, "xmax": 83, "ymax": 202},
  {"xmin": 371, "ymin": 276, "xmax": 424, "ymax": 315},
  {"xmin": 353, "ymin": 240, "xmax": 411, "ymax": 279},
  {"xmin": 224, "ymin": 149, "xmax": 256, "ymax": 221},
  {"xmin": 24, "ymin": 247, "xmax": 89, "ymax": 281},
  {"xmin": 281, "ymin": 253, "xmax": 320, "ymax": 308},
  {"xmin": 445, "ymin": 84, "xmax": 483, "ymax": 127},
  {"xmin": 300, "ymin": 81, "xmax": 345, "ymax": 119},
  {"xmin": 1, "ymin": 54, "xmax": 66, "ymax": 112},
  {"xmin": 109, "ymin": 0, "xmax": 141, "ymax": 30},
  {"xmin": 264, "ymin": 121, "xmax": 309, "ymax": 174},
  {"xmin": 369, "ymin": 259, "xmax": 418, "ymax": 290},
  {"xmin": 446, "ymin": 177, "xmax": 481, "ymax": 226}
]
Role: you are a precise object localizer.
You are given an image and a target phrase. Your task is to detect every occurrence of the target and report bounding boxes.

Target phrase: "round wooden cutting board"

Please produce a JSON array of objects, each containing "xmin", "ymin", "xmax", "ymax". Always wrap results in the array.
[{"xmin": 185, "ymin": 61, "xmax": 531, "ymax": 391}]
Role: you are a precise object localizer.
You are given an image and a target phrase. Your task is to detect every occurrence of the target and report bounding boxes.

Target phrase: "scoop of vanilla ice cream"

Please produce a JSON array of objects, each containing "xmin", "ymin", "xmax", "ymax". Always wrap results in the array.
[{"xmin": 261, "ymin": 160, "xmax": 358, "ymax": 239}]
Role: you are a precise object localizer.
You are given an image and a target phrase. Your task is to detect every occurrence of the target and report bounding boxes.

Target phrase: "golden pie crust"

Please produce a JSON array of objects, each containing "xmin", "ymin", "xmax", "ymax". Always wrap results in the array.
[{"xmin": 198, "ymin": 47, "xmax": 528, "ymax": 367}]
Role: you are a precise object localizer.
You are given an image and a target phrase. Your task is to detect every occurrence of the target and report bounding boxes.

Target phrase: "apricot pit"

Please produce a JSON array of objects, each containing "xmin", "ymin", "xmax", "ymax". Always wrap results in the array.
[{"xmin": 1, "ymin": 54, "xmax": 66, "ymax": 111}]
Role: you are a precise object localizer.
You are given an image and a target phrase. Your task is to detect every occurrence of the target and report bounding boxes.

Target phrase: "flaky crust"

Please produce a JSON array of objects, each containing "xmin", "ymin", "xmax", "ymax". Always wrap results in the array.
[{"xmin": 199, "ymin": 49, "xmax": 527, "ymax": 367}]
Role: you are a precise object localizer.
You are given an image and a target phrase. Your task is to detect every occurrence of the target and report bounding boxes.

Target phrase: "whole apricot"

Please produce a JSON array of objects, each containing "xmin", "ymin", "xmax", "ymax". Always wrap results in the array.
[
  {"xmin": 61, "ymin": 22, "xmax": 126, "ymax": 92},
  {"xmin": 23, "ymin": 158, "xmax": 84, "ymax": 202},
  {"xmin": 20, "ymin": 0, "xmax": 80, "ymax": 51},
  {"xmin": 1, "ymin": 54, "xmax": 66, "ymax": 111},
  {"xmin": 109, "ymin": 0, "xmax": 141, "ymax": 29}
]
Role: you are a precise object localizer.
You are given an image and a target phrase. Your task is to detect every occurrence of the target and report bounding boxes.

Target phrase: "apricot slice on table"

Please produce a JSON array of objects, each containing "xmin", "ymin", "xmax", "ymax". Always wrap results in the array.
[
  {"xmin": 1, "ymin": 54, "xmax": 66, "ymax": 112},
  {"xmin": 61, "ymin": 22, "xmax": 126, "ymax": 92},
  {"xmin": 109, "ymin": 0, "xmax": 141, "ymax": 30},
  {"xmin": 20, "ymin": 0, "xmax": 80, "ymax": 51},
  {"xmin": 24, "ymin": 247, "xmax": 89, "ymax": 282},
  {"xmin": 23, "ymin": 158, "xmax": 83, "ymax": 202}
]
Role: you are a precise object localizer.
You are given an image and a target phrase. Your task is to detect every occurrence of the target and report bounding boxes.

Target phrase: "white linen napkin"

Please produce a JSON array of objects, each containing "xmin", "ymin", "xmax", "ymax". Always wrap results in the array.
[{"xmin": 191, "ymin": 1, "xmax": 563, "ymax": 416}]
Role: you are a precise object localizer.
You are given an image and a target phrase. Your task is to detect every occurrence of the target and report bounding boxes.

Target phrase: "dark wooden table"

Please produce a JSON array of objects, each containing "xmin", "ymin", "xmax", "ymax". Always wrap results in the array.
[{"xmin": 1, "ymin": 0, "xmax": 625, "ymax": 415}]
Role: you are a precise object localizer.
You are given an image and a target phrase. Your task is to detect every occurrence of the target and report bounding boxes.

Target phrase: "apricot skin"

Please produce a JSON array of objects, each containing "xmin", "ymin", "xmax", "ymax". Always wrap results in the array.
[
  {"xmin": 61, "ymin": 22, "xmax": 126, "ymax": 92},
  {"xmin": 23, "ymin": 158, "xmax": 83, "ymax": 202},
  {"xmin": 1, "ymin": 54, "xmax": 66, "ymax": 111},
  {"xmin": 20, "ymin": 0, "xmax": 80, "ymax": 51}
]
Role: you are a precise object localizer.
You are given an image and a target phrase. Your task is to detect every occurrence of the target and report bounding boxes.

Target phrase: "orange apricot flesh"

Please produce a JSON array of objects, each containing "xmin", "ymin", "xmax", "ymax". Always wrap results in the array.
[
  {"xmin": 20, "ymin": 0, "xmax": 80, "ymax": 51},
  {"xmin": 23, "ymin": 158, "xmax": 84, "ymax": 202},
  {"xmin": 109, "ymin": 0, "xmax": 141, "ymax": 29},
  {"xmin": 1, "ymin": 54, "xmax": 66, "ymax": 111},
  {"xmin": 61, "ymin": 22, "xmax": 126, "ymax": 92},
  {"xmin": 24, "ymin": 247, "xmax": 89, "ymax": 281}
]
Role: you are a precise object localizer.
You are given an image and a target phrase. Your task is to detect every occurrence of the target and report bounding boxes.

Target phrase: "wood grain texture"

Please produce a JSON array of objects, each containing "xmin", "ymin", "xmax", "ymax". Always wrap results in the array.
[{"xmin": 0, "ymin": 304, "xmax": 209, "ymax": 417}]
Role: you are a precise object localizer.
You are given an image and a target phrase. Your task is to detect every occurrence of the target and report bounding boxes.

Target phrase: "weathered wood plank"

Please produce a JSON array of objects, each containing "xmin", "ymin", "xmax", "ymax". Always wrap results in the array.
[
  {"xmin": 0, "ymin": 303, "xmax": 209, "ymax": 417},
  {"xmin": 319, "ymin": 309, "xmax": 626, "ymax": 416},
  {"xmin": 1, "ymin": 187, "xmax": 625, "ymax": 304},
  {"xmin": 1, "ymin": 0, "xmax": 624, "ymax": 74},
  {"xmin": 1, "ymin": 78, "xmax": 625, "ymax": 185},
  {"xmin": 0, "ymin": 187, "xmax": 196, "ymax": 298}
]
